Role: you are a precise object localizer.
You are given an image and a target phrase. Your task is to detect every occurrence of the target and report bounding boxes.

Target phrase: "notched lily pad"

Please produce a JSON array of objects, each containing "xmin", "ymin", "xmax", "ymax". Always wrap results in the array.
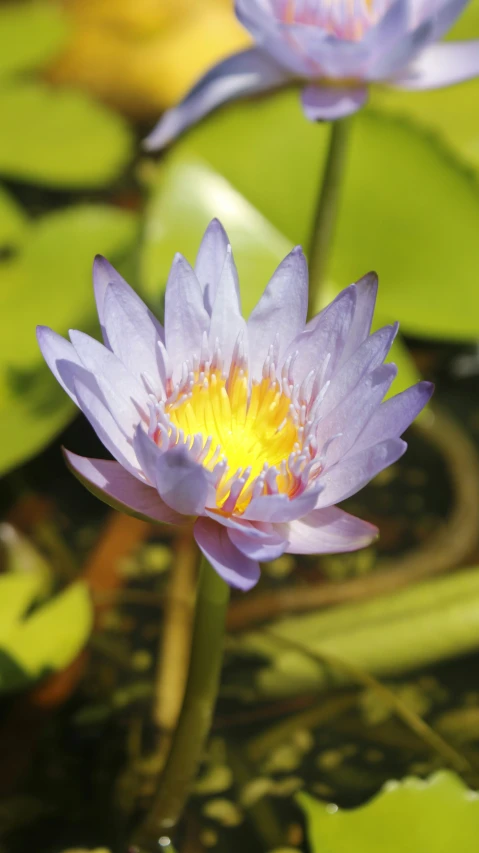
[{"xmin": 298, "ymin": 771, "xmax": 479, "ymax": 853}]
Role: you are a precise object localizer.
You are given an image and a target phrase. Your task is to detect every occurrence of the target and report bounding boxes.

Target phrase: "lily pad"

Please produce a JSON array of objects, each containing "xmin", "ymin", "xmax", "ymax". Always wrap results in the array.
[
  {"xmin": 298, "ymin": 771, "xmax": 479, "ymax": 853},
  {"xmin": 158, "ymin": 89, "xmax": 479, "ymax": 342},
  {"xmin": 0, "ymin": 81, "xmax": 133, "ymax": 188},
  {"xmin": 0, "ymin": 183, "xmax": 29, "ymax": 252},
  {"xmin": 0, "ymin": 203, "xmax": 138, "ymax": 475},
  {"xmin": 0, "ymin": 1, "xmax": 68, "ymax": 79}
]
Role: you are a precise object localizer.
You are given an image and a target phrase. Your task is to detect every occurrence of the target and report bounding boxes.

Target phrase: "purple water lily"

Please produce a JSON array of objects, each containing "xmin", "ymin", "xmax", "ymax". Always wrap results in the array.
[
  {"xmin": 37, "ymin": 221, "xmax": 432, "ymax": 590},
  {"xmin": 145, "ymin": 0, "xmax": 479, "ymax": 147}
]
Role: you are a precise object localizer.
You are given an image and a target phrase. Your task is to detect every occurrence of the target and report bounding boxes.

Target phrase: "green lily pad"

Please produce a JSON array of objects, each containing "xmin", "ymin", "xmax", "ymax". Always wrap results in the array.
[
  {"xmin": 0, "ymin": 203, "xmax": 138, "ymax": 475},
  {"xmin": 298, "ymin": 771, "xmax": 479, "ymax": 852},
  {"xmin": 0, "ymin": 183, "xmax": 29, "ymax": 252},
  {"xmin": 159, "ymin": 89, "xmax": 479, "ymax": 342},
  {"xmin": 0, "ymin": 1, "xmax": 68, "ymax": 79},
  {"xmin": 0, "ymin": 81, "xmax": 133, "ymax": 188}
]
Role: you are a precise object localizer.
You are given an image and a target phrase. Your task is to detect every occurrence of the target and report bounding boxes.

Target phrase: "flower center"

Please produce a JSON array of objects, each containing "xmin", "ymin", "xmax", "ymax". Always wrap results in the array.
[{"xmin": 273, "ymin": 0, "xmax": 381, "ymax": 41}]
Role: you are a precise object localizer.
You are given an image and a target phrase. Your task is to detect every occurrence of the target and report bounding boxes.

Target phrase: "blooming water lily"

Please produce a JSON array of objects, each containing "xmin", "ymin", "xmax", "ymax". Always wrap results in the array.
[
  {"xmin": 37, "ymin": 221, "xmax": 432, "ymax": 590},
  {"xmin": 146, "ymin": 0, "xmax": 479, "ymax": 147}
]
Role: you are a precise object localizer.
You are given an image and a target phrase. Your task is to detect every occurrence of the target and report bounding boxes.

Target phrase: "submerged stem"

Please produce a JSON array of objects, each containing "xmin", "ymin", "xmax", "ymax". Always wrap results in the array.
[
  {"xmin": 308, "ymin": 117, "xmax": 352, "ymax": 318},
  {"xmin": 132, "ymin": 554, "xmax": 230, "ymax": 849}
]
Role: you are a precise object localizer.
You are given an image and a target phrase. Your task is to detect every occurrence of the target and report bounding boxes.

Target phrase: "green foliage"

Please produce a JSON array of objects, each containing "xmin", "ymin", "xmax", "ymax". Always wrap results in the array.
[
  {"xmin": 0, "ymin": 1, "xmax": 68, "ymax": 79},
  {"xmin": 0, "ymin": 203, "xmax": 139, "ymax": 475},
  {"xmin": 298, "ymin": 771, "xmax": 479, "ymax": 852},
  {"xmin": 161, "ymin": 89, "xmax": 479, "ymax": 342},
  {"xmin": 0, "ymin": 526, "xmax": 93, "ymax": 692},
  {"xmin": 0, "ymin": 81, "xmax": 134, "ymax": 188}
]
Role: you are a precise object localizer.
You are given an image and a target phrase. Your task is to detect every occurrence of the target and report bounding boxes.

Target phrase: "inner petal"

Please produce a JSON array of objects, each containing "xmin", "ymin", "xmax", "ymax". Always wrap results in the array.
[{"xmin": 271, "ymin": 0, "xmax": 388, "ymax": 40}]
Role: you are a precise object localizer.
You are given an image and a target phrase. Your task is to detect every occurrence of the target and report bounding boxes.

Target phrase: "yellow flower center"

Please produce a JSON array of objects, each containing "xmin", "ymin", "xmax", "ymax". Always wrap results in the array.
[{"xmin": 163, "ymin": 364, "xmax": 301, "ymax": 514}]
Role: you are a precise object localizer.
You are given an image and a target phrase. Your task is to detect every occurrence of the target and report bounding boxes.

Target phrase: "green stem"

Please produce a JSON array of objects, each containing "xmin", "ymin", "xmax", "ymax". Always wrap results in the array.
[
  {"xmin": 308, "ymin": 117, "xmax": 352, "ymax": 318},
  {"xmin": 132, "ymin": 555, "xmax": 230, "ymax": 849}
]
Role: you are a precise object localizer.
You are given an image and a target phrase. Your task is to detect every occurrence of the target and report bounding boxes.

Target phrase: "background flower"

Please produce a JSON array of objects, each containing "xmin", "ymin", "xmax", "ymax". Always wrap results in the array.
[
  {"xmin": 37, "ymin": 220, "xmax": 432, "ymax": 590},
  {"xmin": 146, "ymin": 0, "xmax": 479, "ymax": 147}
]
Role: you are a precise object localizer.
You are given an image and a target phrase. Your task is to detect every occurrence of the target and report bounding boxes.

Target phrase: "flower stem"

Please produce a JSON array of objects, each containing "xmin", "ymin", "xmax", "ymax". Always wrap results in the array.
[
  {"xmin": 131, "ymin": 554, "xmax": 230, "ymax": 849},
  {"xmin": 308, "ymin": 117, "xmax": 352, "ymax": 318}
]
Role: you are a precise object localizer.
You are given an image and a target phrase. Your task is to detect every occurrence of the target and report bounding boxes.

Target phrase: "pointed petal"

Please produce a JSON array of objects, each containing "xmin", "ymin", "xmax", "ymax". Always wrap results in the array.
[
  {"xmin": 64, "ymin": 451, "xmax": 185, "ymax": 526},
  {"xmin": 228, "ymin": 527, "xmax": 288, "ymax": 561},
  {"xmin": 92, "ymin": 255, "xmax": 142, "ymax": 349},
  {"xmin": 103, "ymin": 283, "xmax": 166, "ymax": 396},
  {"xmin": 154, "ymin": 447, "xmax": 217, "ymax": 516},
  {"xmin": 73, "ymin": 374, "xmax": 141, "ymax": 478},
  {"xmin": 320, "ymin": 324, "xmax": 398, "ymax": 421},
  {"xmin": 279, "ymin": 506, "xmax": 378, "ymax": 554},
  {"xmin": 247, "ymin": 246, "xmax": 308, "ymax": 379},
  {"xmin": 164, "ymin": 254, "xmax": 209, "ymax": 379},
  {"xmin": 37, "ymin": 326, "xmax": 83, "ymax": 406},
  {"xmin": 368, "ymin": 18, "xmax": 433, "ymax": 79},
  {"xmin": 209, "ymin": 246, "xmax": 247, "ymax": 372},
  {"xmin": 70, "ymin": 330, "xmax": 148, "ymax": 435},
  {"xmin": 288, "ymin": 285, "xmax": 356, "ymax": 385},
  {"xmin": 393, "ymin": 41, "xmax": 479, "ymax": 90},
  {"xmin": 353, "ymin": 381, "xmax": 434, "ymax": 454},
  {"xmin": 301, "ymin": 84, "xmax": 368, "ymax": 120},
  {"xmin": 315, "ymin": 438, "xmax": 407, "ymax": 507},
  {"xmin": 316, "ymin": 363, "xmax": 398, "ymax": 465},
  {"xmin": 338, "ymin": 272, "xmax": 379, "ymax": 367},
  {"xmin": 194, "ymin": 516, "xmax": 261, "ymax": 590},
  {"xmin": 195, "ymin": 219, "xmax": 231, "ymax": 312},
  {"xmin": 144, "ymin": 48, "xmax": 291, "ymax": 151}
]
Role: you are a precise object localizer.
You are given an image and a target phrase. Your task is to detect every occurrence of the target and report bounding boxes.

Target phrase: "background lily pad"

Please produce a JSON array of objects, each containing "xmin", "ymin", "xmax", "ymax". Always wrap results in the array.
[
  {"xmin": 0, "ymin": 1, "xmax": 68, "ymax": 79},
  {"xmin": 298, "ymin": 771, "xmax": 479, "ymax": 852},
  {"xmin": 0, "ymin": 203, "xmax": 139, "ymax": 476}
]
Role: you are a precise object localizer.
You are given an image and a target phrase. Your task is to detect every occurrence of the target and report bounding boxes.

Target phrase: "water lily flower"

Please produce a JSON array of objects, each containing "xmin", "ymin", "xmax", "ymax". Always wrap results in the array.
[
  {"xmin": 145, "ymin": 0, "xmax": 479, "ymax": 148},
  {"xmin": 37, "ymin": 221, "xmax": 432, "ymax": 591}
]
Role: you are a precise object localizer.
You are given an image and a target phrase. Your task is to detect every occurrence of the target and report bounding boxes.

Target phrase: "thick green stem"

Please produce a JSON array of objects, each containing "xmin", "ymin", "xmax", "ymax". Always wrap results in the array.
[
  {"xmin": 132, "ymin": 555, "xmax": 230, "ymax": 849},
  {"xmin": 308, "ymin": 117, "xmax": 352, "ymax": 318}
]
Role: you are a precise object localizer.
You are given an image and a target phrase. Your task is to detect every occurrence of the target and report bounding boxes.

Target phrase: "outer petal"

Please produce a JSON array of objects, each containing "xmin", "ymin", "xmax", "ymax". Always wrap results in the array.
[
  {"xmin": 194, "ymin": 516, "xmax": 261, "ymax": 590},
  {"xmin": 69, "ymin": 330, "xmax": 148, "ymax": 434},
  {"xmin": 144, "ymin": 48, "xmax": 291, "ymax": 151},
  {"xmin": 301, "ymin": 84, "xmax": 368, "ymax": 120},
  {"xmin": 352, "ymin": 381, "xmax": 434, "ymax": 453},
  {"xmin": 242, "ymin": 486, "xmax": 322, "ymax": 522},
  {"xmin": 227, "ymin": 527, "xmax": 288, "ymax": 561},
  {"xmin": 36, "ymin": 326, "xmax": 84, "ymax": 407},
  {"xmin": 393, "ymin": 41, "xmax": 479, "ymax": 90},
  {"xmin": 64, "ymin": 451, "xmax": 185, "ymax": 526},
  {"xmin": 337, "ymin": 272, "xmax": 378, "ymax": 367},
  {"xmin": 315, "ymin": 438, "xmax": 407, "ymax": 507},
  {"xmin": 195, "ymin": 219, "xmax": 232, "ymax": 312},
  {"xmin": 164, "ymin": 254, "xmax": 210, "ymax": 378},
  {"xmin": 247, "ymin": 245, "xmax": 308, "ymax": 379},
  {"xmin": 209, "ymin": 245, "xmax": 247, "ymax": 372},
  {"xmin": 368, "ymin": 18, "xmax": 433, "ymax": 79},
  {"xmin": 278, "ymin": 506, "xmax": 378, "ymax": 554},
  {"xmin": 103, "ymin": 283, "xmax": 166, "ymax": 396},
  {"xmin": 154, "ymin": 446, "xmax": 217, "ymax": 516}
]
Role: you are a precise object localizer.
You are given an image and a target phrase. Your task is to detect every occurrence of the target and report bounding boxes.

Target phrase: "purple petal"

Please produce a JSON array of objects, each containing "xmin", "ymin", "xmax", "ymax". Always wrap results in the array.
[
  {"xmin": 72, "ymin": 374, "xmax": 142, "ymax": 478},
  {"xmin": 242, "ymin": 487, "xmax": 322, "ymax": 523},
  {"xmin": 154, "ymin": 446, "xmax": 217, "ymax": 516},
  {"xmin": 287, "ymin": 285, "xmax": 357, "ymax": 386},
  {"xmin": 315, "ymin": 438, "xmax": 407, "ymax": 507},
  {"xmin": 338, "ymin": 272, "xmax": 378, "ymax": 367},
  {"xmin": 353, "ymin": 381, "xmax": 434, "ymax": 454},
  {"xmin": 393, "ymin": 41, "xmax": 479, "ymax": 90},
  {"xmin": 301, "ymin": 84, "xmax": 368, "ymax": 120},
  {"xmin": 320, "ymin": 324, "xmax": 398, "ymax": 421},
  {"xmin": 164, "ymin": 254, "xmax": 209, "ymax": 380},
  {"xmin": 69, "ymin": 330, "xmax": 148, "ymax": 434},
  {"xmin": 247, "ymin": 246, "xmax": 308, "ymax": 380},
  {"xmin": 426, "ymin": 0, "xmax": 472, "ymax": 44},
  {"xmin": 92, "ymin": 256, "xmax": 160, "ymax": 349},
  {"xmin": 64, "ymin": 451, "xmax": 185, "ymax": 526},
  {"xmin": 144, "ymin": 48, "xmax": 291, "ymax": 151},
  {"xmin": 194, "ymin": 516, "xmax": 261, "ymax": 590},
  {"xmin": 103, "ymin": 283, "xmax": 166, "ymax": 396},
  {"xmin": 278, "ymin": 506, "xmax": 378, "ymax": 554},
  {"xmin": 204, "ymin": 510, "xmax": 282, "ymax": 540},
  {"xmin": 36, "ymin": 326, "xmax": 83, "ymax": 406},
  {"xmin": 316, "ymin": 363, "xmax": 398, "ymax": 466},
  {"xmin": 368, "ymin": 18, "xmax": 433, "ymax": 79},
  {"xmin": 228, "ymin": 527, "xmax": 288, "ymax": 561},
  {"xmin": 209, "ymin": 245, "xmax": 247, "ymax": 371},
  {"xmin": 195, "ymin": 219, "xmax": 231, "ymax": 312}
]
